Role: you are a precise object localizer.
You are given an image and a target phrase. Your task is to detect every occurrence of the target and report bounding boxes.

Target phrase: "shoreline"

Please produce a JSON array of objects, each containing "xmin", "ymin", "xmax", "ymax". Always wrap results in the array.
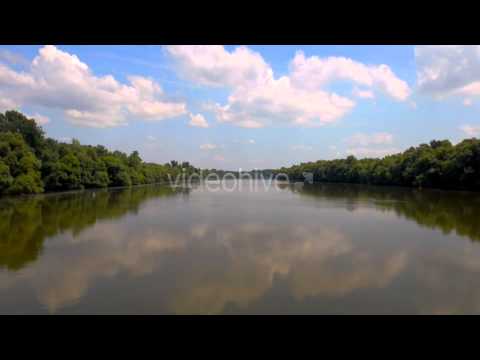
[
  {"xmin": 2, "ymin": 179, "xmax": 480, "ymax": 200},
  {"xmin": 295, "ymin": 180, "xmax": 480, "ymax": 195},
  {"xmin": 0, "ymin": 181, "xmax": 178, "ymax": 201}
]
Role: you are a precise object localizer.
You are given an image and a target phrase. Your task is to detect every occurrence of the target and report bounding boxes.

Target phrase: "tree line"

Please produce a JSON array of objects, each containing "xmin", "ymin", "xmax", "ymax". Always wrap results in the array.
[
  {"xmin": 0, "ymin": 111, "xmax": 200, "ymax": 195},
  {"xmin": 2, "ymin": 110, "xmax": 480, "ymax": 194},
  {"xmin": 274, "ymin": 139, "xmax": 480, "ymax": 191}
]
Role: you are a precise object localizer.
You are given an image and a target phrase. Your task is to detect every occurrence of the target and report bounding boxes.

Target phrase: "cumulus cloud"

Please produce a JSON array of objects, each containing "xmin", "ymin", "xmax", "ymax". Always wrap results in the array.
[
  {"xmin": 0, "ymin": 97, "xmax": 18, "ymax": 112},
  {"xmin": 345, "ymin": 132, "xmax": 393, "ymax": 146},
  {"xmin": 464, "ymin": 98, "xmax": 473, "ymax": 106},
  {"xmin": 165, "ymin": 45, "xmax": 273, "ymax": 88},
  {"xmin": 291, "ymin": 51, "xmax": 410, "ymax": 101},
  {"xmin": 457, "ymin": 82, "xmax": 480, "ymax": 96},
  {"xmin": 211, "ymin": 76, "xmax": 355, "ymax": 128},
  {"xmin": 0, "ymin": 45, "xmax": 187, "ymax": 128},
  {"xmin": 213, "ymin": 155, "xmax": 225, "ymax": 161},
  {"xmin": 146, "ymin": 135, "xmax": 157, "ymax": 141},
  {"xmin": 344, "ymin": 132, "xmax": 396, "ymax": 158},
  {"xmin": 247, "ymin": 139, "xmax": 255, "ymax": 144},
  {"xmin": 28, "ymin": 113, "xmax": 50, "ymax": 126},
  {"xmin": 166, "ymin": 46, "xmax": 408, "ymax": 128},
  {"xmin": 352, "ymin": 87, "xmax": 375, "ymax": 99},
  {"xmin": 64, "ymin": 109, "xmax": 126, "ymax": 128},
  {"xmin": 200, "ymin": 143, "xmax": 217, "ymax": 150},
  {"xmin": 460, "ymin": 124, "xmax": 480, "ymax": 137},
  {"xmin": 188, "ymin": 113, "xmax": 209, "ymax": 128},
  {"xmin": 416, "ymin": 46, "xmax": 480, "ymax": 99}
]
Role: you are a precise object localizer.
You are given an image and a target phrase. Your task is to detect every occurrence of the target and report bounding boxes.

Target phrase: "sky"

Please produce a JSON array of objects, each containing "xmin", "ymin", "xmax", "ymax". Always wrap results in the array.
[{"xmin": 1, "ymin": 45, "xmax": 479, "ymax": 170}]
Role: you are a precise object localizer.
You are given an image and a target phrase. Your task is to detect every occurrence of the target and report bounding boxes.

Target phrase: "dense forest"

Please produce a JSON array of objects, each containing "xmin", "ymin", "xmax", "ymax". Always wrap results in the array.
[
  {"xmin": 0, "ymin": 111, "xmax": 200, "ymax": 195},
  {"xmin": 275, "ymin": 138, "xmax": 480, "ymax": 191}
]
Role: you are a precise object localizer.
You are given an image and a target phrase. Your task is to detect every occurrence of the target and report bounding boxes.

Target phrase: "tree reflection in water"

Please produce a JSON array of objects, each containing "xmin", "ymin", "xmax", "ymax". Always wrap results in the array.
[
  {"xmin": 294, "ymin": 183, "xmax": 480, "ymax": 242},
  {"xmin": 2, "ymin": 182, "xmax": 480, "ymax": 314},
  {"xmin": 0, "ymin": 185, "xmax": 185, "ymax": 271}
]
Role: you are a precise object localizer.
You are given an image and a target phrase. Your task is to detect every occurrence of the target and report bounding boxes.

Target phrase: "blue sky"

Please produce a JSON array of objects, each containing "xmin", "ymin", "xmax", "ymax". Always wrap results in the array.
[{"xmin": 0, "ymin": 45, "xmax": 479, "ymax": 170}]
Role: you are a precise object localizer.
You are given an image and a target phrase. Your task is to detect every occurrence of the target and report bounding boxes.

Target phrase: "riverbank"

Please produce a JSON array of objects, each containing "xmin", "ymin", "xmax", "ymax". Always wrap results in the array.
[{"xmin": 275, "ymin": 138, "xmax": 480, "ymax": 192}]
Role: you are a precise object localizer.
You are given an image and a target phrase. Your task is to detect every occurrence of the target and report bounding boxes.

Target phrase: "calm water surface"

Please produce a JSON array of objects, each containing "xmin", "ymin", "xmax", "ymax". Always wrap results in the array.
[{"xmin": 2, "ymin": 180, "xmax": 480, "ymax": 314}]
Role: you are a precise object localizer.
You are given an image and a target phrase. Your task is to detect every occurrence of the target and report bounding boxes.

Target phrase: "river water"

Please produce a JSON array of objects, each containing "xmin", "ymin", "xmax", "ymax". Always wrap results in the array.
[{"xmin": 1, "ymin": 180, "xmax": 480, "ymax": 314}]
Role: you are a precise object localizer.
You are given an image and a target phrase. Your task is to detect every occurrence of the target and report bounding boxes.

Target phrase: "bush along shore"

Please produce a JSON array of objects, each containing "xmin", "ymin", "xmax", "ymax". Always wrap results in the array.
[
  {"xmin": 274, "ymin": 138, "xmax": 480, "ymax": 191},
  {"xmin": 0, "ymin": 111, "xmax": 200, "ymax": 195}
]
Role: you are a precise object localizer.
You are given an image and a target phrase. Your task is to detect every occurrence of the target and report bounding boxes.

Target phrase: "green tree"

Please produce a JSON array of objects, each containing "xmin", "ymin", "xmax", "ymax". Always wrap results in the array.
[
  {"xmin": 103, "ymin": 156, "xmax": 132, "ymax": 187},
  {"xmin": 0, "ymin": 111, "xmax": 46, "ymax": 153},
  {"xmin": 0, "ymin": 132, "xmax": 43, "ymax": 194},
  {"xmin": 0, "ymin": 160, "xmax": 13, "ymax": 191}
]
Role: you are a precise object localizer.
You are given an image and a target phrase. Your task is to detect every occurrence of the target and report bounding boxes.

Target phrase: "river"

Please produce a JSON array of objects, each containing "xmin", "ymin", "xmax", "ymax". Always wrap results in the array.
[{"xmin": 1, "ymin": 180, "xmax": 480, "ymax": 314}]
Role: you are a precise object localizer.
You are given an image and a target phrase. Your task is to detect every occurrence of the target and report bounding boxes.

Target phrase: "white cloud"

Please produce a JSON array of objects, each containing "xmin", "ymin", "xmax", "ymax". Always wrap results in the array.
[
  {"xmin": 127, "ymin": 100, "xmax": 186, "ymax": 121},
  {"xmin": 188, "ymin": 113, "xmax": 209, "ymax": 128},
  {"xmin": 346, "ymin": 147, "xmax": 399, "ymax": 158},
  {"xmin": 0, "ymin": 97, "xmax": 18, "ymax": 112},
  {"xmin": 464, "ymin": 98, "xmax": 473, "ymax": 106},
  {"xmin": 146, "ymin": 135, "xmax": 157, "ymax": 141},
  {"xmin": 0, "ymin": 45, "xmax": 187, "ymax": 128},
  {"xmin": 456, "ymin": 82, "xmax": 480, "ymax": 96},
  {"xmin": 200, "ymin": 143, "xmax": 217, "ymax": 150},
  {"xmin": 213, "ymin": 155, "xmax": 225, "ymax": 161},
  {"xmin": 460, "ymin": 124, "xmax": 480, "ymax": 137},
  {"xmin": 211, "ymin": 76, "xmax": 355, "ymax": 128},
  {"xmin": 28, "ymin": 113, "xmax": 50, "ymax": 126},
  {"xmin": 345, "ymin": 132, "xmax": 393, "ymax": 146},
  {"xmin": 352, "ymin": 87, "xmax": 375, "ymax": 99},
  {"xmin": 291, "ymin": 145, "xmax": 313, "ymax": 151},
  {"xmin": 167, "ymin": 46, "xmax": 408, "ymax": 128},
  {"xmin": 247, "ymin": 139, "xmax": 255, "ymax": 144},
  {"xmin": 65, "ymin": 109, "xmax": 126, "ymax": 128},
  {"xmin": 415, "ymin": 46, "xmax": 480, "ymax": 99},
  {"xmin": 344, "ymin": 132, "xmax": 396, "ymax": 158},
  {"xmin": 290, "ymin": 51, "xmax": 410, "ymax": 101},
  {"xmin": 165, "ymin": 45, "xmax": 273, "ymax": 88}
]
